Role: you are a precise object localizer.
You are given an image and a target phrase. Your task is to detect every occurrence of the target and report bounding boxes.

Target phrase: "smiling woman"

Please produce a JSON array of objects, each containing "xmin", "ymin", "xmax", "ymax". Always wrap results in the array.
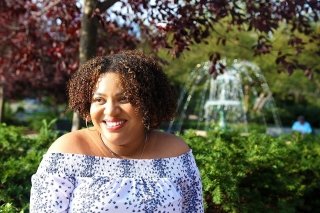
[{"xmin": 29, "ymin": 50, "xmax": 204, "ymax": 212}]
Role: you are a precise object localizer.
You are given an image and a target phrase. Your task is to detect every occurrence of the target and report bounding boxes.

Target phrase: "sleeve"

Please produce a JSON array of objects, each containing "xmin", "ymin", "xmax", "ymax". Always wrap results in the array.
[
  {"xmin": 30, "ymin": 155, "xmax": 75, "ymax": 213},
  {"xmin": 292, "ymin": 122, "xmax": 298, "ymax": 130},
  {"xmin": 181, "ymin": 152, "xmax": 204, "ymax": 213},
  {"xmin": 306, "ymin": 123, "xmax": 312, "ymax": 133}
]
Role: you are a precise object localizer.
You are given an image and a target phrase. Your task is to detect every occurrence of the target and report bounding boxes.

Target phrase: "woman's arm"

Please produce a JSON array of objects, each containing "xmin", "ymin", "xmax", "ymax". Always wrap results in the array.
[{"xmin": 180, "ymin": 152, "xmax": 204, "ymax": 213}]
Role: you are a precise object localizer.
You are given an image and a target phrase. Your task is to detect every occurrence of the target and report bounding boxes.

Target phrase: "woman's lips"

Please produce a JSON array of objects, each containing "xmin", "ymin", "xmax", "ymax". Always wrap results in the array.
[{"xmin": 103, "ymin": 120, "xmax": 127, "ymax": 131}]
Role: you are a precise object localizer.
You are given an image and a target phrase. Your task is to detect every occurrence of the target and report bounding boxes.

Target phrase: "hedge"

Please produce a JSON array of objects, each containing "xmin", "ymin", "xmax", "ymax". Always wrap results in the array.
[{"xmin": 1, "ymin": 123, "xmax": 319, "ymax": 212}]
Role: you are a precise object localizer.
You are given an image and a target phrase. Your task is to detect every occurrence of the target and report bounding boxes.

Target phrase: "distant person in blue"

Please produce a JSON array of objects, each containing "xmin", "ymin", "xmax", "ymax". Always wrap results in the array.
[{"xmin": 292, "ymin": 116, "xmax": 312, "ymax": 134}]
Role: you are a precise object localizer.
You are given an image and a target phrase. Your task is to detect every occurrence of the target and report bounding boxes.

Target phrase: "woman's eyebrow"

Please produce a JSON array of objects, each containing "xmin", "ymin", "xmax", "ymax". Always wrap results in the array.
[
  {"xmin": 93, "ymin": 92, "xmax": 124, "ymax": 97},
  {"xmin": 93, "ymin": 92, "xmax": 106, "ymax": 97}
]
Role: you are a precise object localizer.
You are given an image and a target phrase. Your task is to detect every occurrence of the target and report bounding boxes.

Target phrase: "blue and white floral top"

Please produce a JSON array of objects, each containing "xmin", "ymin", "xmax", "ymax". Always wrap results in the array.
[{"xmin": 30, "ymin": 150, "xmax": 204, "ymax": 213}]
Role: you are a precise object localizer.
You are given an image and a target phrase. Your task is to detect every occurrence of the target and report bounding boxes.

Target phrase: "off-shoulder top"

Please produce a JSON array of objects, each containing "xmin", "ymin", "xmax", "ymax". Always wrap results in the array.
[{"xmin": 30, "ymin": 150, "xmax": 204, "ymax": 213}]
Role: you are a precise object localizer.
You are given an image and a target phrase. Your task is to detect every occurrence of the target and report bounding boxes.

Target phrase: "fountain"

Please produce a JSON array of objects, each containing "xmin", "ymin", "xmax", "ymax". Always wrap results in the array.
[{"xmin": 167, "ymin": 59, "xmax": 282, "ymax": 134}]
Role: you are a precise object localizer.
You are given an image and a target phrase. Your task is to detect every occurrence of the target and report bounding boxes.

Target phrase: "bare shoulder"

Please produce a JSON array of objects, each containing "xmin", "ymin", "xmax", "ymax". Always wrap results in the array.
[
  {"xmin": 47, "ymin": 128, "xmax": 92, "ymax": 154},
  {"xmin": 150, "ymin": 130, "xmax": 190, "ymax": 158}
]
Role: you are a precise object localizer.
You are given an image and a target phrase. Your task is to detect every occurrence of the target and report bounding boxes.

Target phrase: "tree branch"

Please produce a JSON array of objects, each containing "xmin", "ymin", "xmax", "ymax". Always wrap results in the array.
[
  {"xmin": 0, "ymin": 32, "xmax": 15, "ymax": 44},
  {"xmin": 32, "ymin": 0, "xmax": 62, "ymax": 17},
  {"xmin": 97, "ymin": 0, "xmax": 120, "ymax": 13}
]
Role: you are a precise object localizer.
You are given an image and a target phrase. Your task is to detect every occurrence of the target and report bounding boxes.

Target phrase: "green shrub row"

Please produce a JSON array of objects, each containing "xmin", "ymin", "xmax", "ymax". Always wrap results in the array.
[
  {"xmin": 182, "ymin": 129, "xmax": 320, "ymax": 213},
  {"xmin": 1, "ymin": 122, "xmax": 320, "ymax": 212},
  {"xmin": 0, "ymin": 121, "xmax": 58, "ymax": 213}
]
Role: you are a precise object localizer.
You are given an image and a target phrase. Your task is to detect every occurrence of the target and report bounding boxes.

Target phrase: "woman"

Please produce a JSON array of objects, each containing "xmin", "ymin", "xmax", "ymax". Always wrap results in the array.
[{"xmin": 30, "ymin": 50, "xmax": 204, "ymax": 212}]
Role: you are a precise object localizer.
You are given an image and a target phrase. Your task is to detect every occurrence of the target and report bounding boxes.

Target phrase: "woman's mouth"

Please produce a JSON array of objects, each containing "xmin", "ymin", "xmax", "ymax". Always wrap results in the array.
[{"xmin": 103, "ymin": 120, "xmax": 126, "ymax": 131}]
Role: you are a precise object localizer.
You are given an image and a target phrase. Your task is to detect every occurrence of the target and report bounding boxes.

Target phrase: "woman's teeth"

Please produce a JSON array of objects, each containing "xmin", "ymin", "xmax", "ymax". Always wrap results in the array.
[{"xmin": 105, "ymin": 121, "xmax": 125, "ymax": 127}]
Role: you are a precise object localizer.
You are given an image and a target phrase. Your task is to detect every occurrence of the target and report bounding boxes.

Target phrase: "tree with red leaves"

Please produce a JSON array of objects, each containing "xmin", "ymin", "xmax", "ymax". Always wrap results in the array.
[
  {"xmin": 0, "ymin": 0, "xmax": 319, "ymax": 123},
  {"xmin": 0, "ymin": 0, "xmax": 138, "ymax": 122},
  {"xmin": 127, "ymin": 0, "xmax": 319, "ymax": 77},
  {"xmin": 0, "ymin": 0, "xmax": 138, "ymax": 100}
]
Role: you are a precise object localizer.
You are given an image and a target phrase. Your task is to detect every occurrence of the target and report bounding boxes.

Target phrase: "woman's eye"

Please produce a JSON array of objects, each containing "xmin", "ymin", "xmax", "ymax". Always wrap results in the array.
[
  {"xmin": 119, "ymin": 96, "xmax": 129, "ymax": 103},
  {"xmin": 93, "ymin": 97, "xmax": 105, "ymax": 104}
]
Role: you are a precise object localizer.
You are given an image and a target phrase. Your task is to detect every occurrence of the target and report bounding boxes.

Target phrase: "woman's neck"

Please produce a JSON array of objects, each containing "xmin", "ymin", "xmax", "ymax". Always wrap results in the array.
[{"xmin": 99, "ymin": 131, "xmax": 149, "ymax": 159}]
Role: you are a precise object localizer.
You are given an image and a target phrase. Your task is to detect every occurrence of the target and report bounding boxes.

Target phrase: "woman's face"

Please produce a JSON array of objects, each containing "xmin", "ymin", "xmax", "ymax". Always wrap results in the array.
[{"xmin": 90, "ymin": 72, "xmax": 145, "ymax": 145}]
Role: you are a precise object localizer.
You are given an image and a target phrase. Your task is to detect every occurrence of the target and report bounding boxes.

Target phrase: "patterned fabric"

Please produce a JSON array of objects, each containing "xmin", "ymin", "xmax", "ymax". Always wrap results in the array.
[{"xmin": 30, "ymin": 150, "xmax": 204, "ymax": 213}]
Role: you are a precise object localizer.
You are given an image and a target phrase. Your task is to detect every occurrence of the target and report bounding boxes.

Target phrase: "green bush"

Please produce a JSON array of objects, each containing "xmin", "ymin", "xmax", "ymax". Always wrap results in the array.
[
  {"xmin": 0, "ymin": 203, "xmax": 20, "ymax": 213},
  {"xmin": 0, "ymin": 121, "xmax": 58, "ymax": 212},
  {"xmin": 1, "ymin": 122, "xmax": 320, "ymax": 212},
  {"xmin": 182, "ymin": 129, "xmax": 320, "ymax": 213}
]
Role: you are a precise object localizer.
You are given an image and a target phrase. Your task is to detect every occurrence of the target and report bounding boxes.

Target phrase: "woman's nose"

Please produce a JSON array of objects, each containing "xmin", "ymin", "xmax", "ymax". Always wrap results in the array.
[{"xmin": 104, "ymin": 101, "xmax": 119, "ymax": 116}]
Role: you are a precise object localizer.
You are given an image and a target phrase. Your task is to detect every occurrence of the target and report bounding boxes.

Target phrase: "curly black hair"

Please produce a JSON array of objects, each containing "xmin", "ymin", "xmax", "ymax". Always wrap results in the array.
[{"xmin": 67, "ymin": 50, "xmax": 177, "ymax": 130}]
